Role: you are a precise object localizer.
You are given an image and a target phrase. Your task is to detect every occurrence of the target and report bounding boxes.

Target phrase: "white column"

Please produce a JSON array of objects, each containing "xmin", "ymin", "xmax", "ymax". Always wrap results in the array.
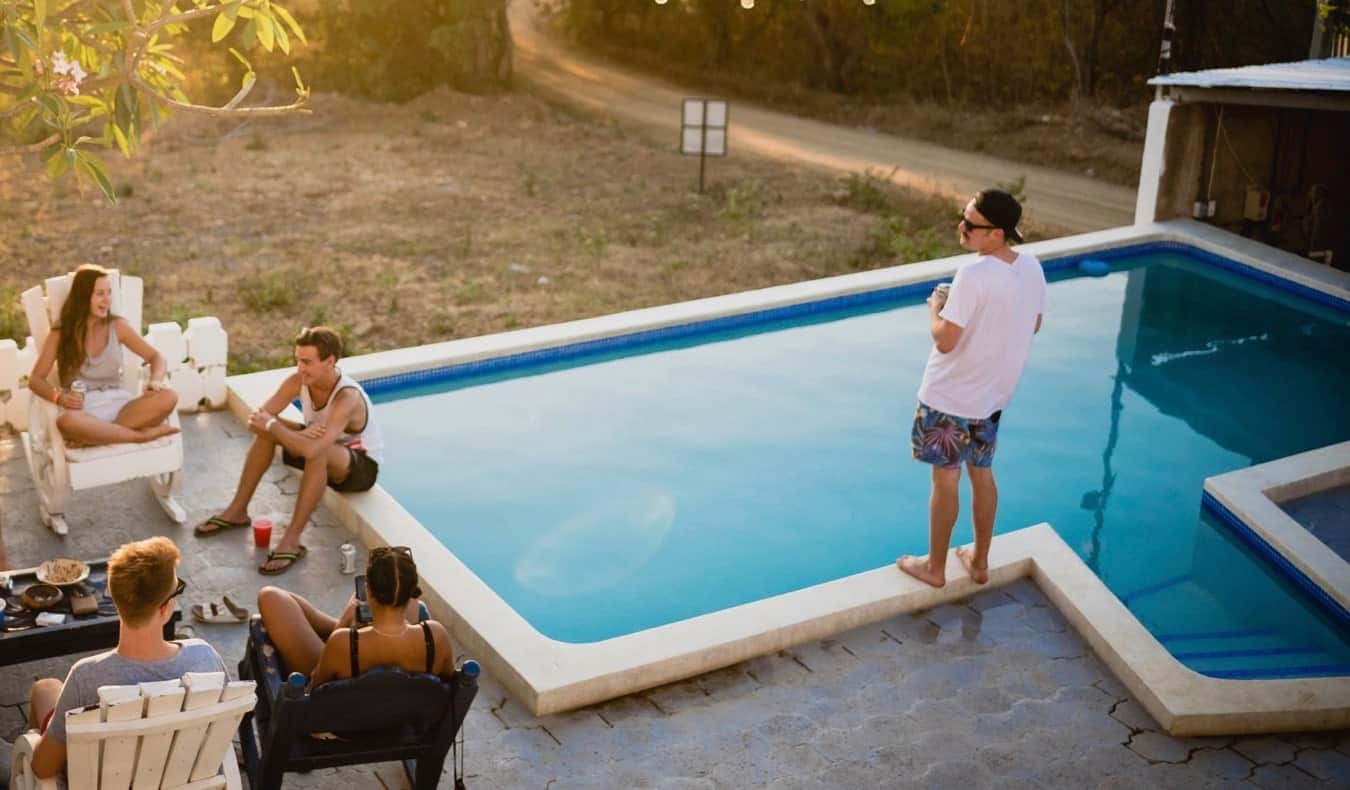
[{"xmin": 1135, "ymin": 97, "xmax": 1175, "ymax": 225}]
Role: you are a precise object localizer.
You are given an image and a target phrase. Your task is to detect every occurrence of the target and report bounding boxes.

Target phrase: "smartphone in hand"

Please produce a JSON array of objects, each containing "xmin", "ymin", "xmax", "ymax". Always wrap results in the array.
[{"xmin": 354, "ymin": 574, "xmax": 371, "ymax": 625}]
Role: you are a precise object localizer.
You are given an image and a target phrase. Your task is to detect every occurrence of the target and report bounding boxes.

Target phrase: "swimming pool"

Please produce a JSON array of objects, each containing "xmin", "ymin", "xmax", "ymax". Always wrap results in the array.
[
  {"xmin": 228, "ymin": 220, "xmax": 1350, "ymax": 728},
  {"xmin": 368, "ymin": 240, "xmax": 1350, "ymax": 678}
]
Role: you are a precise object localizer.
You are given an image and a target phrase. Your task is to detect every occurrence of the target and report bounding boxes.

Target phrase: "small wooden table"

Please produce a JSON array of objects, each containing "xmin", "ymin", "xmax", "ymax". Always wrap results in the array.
[{"xmin": 0, "ymin": 560, "xmax": 180, "ymax": 667}]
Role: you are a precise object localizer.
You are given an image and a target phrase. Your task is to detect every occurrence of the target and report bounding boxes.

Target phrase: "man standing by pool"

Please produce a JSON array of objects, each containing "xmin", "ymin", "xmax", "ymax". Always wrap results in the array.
[
  {"xmin": 897, "ymin": 189, "xmax": 1045, "ymax": 588},
  {"xmin": 195, "ymin": 326, "xmax": 384, "ymax": 575}
]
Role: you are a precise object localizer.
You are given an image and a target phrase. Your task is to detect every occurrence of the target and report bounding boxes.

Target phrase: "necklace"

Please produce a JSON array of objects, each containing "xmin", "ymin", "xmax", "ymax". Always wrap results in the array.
[{"xmin": 369, "ymin": 623, "xmax": 407, "ymax": 638}]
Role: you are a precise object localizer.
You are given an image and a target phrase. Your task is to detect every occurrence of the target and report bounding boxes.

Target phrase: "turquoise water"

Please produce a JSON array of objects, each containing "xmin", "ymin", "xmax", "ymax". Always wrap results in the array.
[{"xmin": 373, "ymin": 248, "xmax": 1350, "ymax": 678}]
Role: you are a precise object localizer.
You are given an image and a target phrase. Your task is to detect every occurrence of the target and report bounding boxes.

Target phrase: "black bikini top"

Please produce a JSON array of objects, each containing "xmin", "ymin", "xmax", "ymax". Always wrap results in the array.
[{"xmin": 349, "ymin": 620, "xmax": 434, "ymax": 677}]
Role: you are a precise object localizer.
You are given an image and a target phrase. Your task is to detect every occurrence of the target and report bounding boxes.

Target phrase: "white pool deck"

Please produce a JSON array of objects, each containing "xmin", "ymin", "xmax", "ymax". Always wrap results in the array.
[{"xmin": 228, "ymin": 219, "xmax": 1350, "ymax": 735}]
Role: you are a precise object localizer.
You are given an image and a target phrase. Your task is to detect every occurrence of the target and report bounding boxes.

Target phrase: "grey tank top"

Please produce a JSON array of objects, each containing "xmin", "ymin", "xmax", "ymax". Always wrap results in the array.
[{"xmin": 77, "ymin": 323, "xmax": 124, "ymax": 391}]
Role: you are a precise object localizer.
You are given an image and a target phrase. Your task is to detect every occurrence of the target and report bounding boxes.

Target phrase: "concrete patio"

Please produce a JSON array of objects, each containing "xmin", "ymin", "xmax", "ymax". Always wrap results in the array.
[{"xmin": 2, "ymin": 411, "xmax": 1347, "ymax": 788}]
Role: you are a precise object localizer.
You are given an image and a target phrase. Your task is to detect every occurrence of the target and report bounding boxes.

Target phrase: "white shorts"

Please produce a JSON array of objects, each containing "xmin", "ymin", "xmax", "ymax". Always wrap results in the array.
[{"xmin": 70, "ymin": 388, "xmax": 134, "ymax": 423}]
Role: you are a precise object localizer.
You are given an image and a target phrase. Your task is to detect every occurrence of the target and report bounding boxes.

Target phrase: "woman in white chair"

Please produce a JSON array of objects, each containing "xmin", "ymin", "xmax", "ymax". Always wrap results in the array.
[{"xmin": 28, "ymin": 264, "xmax": 179, "ymax": 445}]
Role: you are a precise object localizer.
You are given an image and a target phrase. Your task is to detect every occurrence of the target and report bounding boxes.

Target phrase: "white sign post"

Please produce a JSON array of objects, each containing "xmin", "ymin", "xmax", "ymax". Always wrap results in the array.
[{"xmin": 681, "ymin": 98, "xmax": 728, "ymax": 194}]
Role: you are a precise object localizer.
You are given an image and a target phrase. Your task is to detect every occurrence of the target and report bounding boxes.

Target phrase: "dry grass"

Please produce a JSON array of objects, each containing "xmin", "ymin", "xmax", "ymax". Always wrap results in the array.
[{"xmin": 1, "ymin": 87, "xmax": 1025, "ymax": 372}]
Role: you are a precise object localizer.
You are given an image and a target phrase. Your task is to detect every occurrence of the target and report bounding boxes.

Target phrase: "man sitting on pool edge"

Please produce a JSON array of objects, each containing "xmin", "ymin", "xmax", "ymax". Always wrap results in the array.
[{"xmin": 194, "ymin": 326, "xmax": 385, "ymax": 575}]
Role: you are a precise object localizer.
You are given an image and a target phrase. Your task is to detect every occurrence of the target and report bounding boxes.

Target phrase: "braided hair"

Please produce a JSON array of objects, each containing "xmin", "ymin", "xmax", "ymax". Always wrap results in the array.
[{"xmin": 366, "ymin": 546, "xmax": 422, "ymax": 608}]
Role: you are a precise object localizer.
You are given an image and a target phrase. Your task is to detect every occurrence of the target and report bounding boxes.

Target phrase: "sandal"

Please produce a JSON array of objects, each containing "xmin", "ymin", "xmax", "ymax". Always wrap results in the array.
[
  {"xmin": 192, "ymin": 596, "xmax": 249, "ymax": 624},
  {"xmin": 194, "ymin": 515, "xmax": 251, "ymax": 537},
  {"xmin": 258, "ymin": 546, "xmax": 308, "ymax": 576}
]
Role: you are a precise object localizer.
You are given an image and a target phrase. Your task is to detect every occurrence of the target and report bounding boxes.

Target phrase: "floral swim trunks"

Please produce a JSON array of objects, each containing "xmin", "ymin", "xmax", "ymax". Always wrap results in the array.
[{"xmin": 911, "ymin": 402, "xmax": 1001, "ymax": 469}]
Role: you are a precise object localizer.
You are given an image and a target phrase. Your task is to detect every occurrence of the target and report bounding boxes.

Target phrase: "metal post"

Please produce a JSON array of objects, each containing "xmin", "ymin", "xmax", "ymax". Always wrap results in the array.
[
  {"xmin": 698, "ymin": 121, "xmax": 707, "ymax": 194},
  {"xmin": 1157, "ymin": 0, "xmax": 1176, "ymax": 75}
]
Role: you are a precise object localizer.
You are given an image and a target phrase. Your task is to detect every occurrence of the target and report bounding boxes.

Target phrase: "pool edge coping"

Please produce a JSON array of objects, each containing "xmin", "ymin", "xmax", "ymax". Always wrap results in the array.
[
  {"xmin": 1204, "ymin": 442, "xmax": 1350, "ymax": 618},
  {"xmin": 226, "ymin": 219, "xmax": 1350, "ymax": 734}
]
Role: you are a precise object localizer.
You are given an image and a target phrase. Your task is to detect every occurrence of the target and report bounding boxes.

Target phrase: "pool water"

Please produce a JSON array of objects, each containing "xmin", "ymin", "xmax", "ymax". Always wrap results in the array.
[{"xmin": 372, "ymin": 246, "xmax": 1350, "ymax": 678}]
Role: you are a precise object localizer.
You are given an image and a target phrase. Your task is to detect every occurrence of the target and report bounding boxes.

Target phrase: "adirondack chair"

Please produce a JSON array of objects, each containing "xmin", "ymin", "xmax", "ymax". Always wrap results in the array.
[
  {"xmin": 19, "ymin": 269, "xmax": 185, "ymax": 535},
  {"xmin": 237, "ymin": 616, "xmax": 479, "ymax": 790},
  {"xmin": 10, "ymin": 671, "xmax": 256, "ymax": 790}
]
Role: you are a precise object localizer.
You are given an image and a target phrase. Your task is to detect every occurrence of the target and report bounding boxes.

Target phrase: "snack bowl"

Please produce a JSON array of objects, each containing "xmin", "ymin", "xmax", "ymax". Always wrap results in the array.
[
  {"xmin": 36, "ymin": 558, "xmax": 90, "ymax": 586},
  {"xmin": 21, "ymin": 583, "xmax": 64, "ymax": 611}
]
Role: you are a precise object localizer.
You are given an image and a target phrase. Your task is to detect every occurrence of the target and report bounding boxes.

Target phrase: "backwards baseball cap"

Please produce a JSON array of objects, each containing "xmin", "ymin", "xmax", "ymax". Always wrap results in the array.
[{"xmin": 974, "ymin": 189, "xmax": 1024, "ymax": 244}]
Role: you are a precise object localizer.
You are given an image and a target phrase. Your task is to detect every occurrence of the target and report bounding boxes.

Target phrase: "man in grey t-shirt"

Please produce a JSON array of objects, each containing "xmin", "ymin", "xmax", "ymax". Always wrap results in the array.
[{"xmin": 24, "ymin": 537, "xmax": 226, "ymax": 782}]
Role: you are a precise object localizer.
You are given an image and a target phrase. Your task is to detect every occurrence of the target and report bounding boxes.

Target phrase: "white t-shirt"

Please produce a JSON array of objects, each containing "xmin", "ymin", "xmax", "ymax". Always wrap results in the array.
[{"xmin": 917, "ymin": 251, "xmax": 1047, "ymax": 419}]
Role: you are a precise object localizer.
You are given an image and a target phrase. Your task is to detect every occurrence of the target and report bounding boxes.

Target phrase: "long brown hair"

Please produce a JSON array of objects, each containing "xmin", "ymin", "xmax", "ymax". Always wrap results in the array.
[{"xmin": 56, "ymin": 264, "xmax": 113, "ymax": 387}]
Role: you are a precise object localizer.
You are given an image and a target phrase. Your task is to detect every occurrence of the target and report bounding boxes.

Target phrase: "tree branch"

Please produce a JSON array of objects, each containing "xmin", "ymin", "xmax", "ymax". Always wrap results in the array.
[
  {"xmin": 133, "ymin": 75, "xmax": 309, "ymax": 118},
  {"xmin": 0, "ymin": 132, "xmax": 61, "ymax": 155}
]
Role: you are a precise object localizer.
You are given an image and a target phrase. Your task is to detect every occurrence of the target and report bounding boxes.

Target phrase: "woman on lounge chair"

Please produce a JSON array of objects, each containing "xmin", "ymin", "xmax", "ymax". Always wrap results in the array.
[
  {"xmin": 257, "ymin": 546, "xmax": 456, "ymax": 686},
  {"xmin": 28, "ymin": 264, "xmax": 179, "ymax": 445}
]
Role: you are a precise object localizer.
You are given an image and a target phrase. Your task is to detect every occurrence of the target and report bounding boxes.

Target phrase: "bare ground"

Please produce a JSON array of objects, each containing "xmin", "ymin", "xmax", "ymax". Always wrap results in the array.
[{"xmin": 1, "ymin": 88, "xmax": 1052, "ymax": 372}]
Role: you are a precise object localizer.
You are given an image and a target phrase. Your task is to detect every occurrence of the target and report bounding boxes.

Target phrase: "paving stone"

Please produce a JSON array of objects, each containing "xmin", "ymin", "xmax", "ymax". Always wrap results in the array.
[
  {"xmin": 743, "ymin": 651, "xmax": 812, "ymax": 685},
  {"xmin": 3, "ymin": 416, "xmax": 1345, "ymax": 790},
  {"xmin": 1249, "ymin": 762, "xmax": 1326, "ymax": 789},
  {"xmin": 1233, "ymin": 735, "xmax": 1299, "ymax": 765},
  {"xmin": 915, "ymin": 758, "xmax": 992, "ymax": 789},
  {"xmin": 0, "ymin": 704, "xmax": 27, "ymax": 741},
  {"xmin": 1186, "ymin": 747, "xmax": 1255, "ymax": 781},
  {"xmin": 879, "ymin": 614, "xmax": 941, "ymax": 645},
  {"xmin": 1023, "ymin": 604, "xmax": 1070, "ymax": 633},
  {"xmin": 1128, "ymin": 731, "xmax": 1192, "ymax": 763},
  {"xmin": 1001, "ymin": 579, "xmax": 1045, "ymax": 606},
  {"xmin": 965, "ymin": 587, "xmax": 1016, "ymax": 612},
  {"xmin": 1291, "ymin": 746, "xmax": 1350, "ymax": 782},
  {"xmin": 1109, "ymin": 698, "xmax": 1159, "ymax": 733}
]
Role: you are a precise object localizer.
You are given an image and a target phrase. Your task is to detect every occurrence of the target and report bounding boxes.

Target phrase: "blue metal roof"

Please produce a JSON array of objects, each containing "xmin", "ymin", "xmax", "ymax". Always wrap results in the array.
[{"xmin": 1149, "ymin": 56, "xmax": 1350, "ymax": 92}]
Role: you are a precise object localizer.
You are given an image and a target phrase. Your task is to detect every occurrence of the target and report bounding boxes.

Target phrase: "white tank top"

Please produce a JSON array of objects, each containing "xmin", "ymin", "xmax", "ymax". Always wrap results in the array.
[{"xmin": 299, "ymin": 369, "xmax": 385, "ymax": 465}]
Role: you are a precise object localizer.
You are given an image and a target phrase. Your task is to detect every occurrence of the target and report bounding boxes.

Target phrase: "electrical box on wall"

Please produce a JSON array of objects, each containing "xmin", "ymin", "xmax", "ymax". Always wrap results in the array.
[{"xmin": 1244, "ymin": 188, "xmax": 1270, "ymax": 222}]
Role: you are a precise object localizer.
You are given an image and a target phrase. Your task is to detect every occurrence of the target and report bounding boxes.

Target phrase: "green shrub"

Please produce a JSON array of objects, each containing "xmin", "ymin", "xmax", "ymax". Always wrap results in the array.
[
  {"xmin": 239, "ymin": 269, "xmax": 301, "ymax": 312},
  {"xmin": 838, "ymin": 168, "xmax": 897, "ymax": 215},
  {"xmin": 0, "ymin": 286, "xmax": 25, "ymax": 342},
  {"xmin": 293, "ymin": 0, "xmax": 512, "ymax": 101},
  {"xmin": 868, "ymin": 216, "xmax": 946, "ymax": 264}
]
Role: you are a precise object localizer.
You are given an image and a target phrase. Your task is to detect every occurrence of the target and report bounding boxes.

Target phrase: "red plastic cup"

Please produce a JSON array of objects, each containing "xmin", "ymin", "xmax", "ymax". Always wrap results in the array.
[{"xmin": 252, "ymin": 518, "xmax": 273, "ymax": 548}]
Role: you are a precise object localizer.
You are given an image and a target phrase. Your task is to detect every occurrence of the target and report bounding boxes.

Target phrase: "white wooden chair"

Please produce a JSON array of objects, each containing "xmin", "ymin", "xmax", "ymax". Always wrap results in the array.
[
  {"xmin": 10, "ymin": 672, "xmax": 255, "ymax": 790},
  {"xmin": 19, "ymin": 269, "xmax": 185, "ymax": 535}
]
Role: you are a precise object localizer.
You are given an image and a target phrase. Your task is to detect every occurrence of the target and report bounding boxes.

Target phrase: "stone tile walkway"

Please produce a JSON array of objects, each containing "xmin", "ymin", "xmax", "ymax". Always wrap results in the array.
[{"xmin": 2, "ymin": 412, "xmax": 1347, "ymax": 788}]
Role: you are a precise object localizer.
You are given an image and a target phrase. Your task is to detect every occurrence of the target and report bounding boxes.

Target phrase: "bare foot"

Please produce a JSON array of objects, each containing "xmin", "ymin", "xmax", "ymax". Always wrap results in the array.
[
  {"xmin": 138, "ymin": 424, "xmax": 181, "ymax": 442},
  {"xmin": 896, "ymin": 555, "xmax": 945, "ymax": 588},
  {"xmin": 955, "ymin": 546, "xmax": 989, "ymax": 584}
]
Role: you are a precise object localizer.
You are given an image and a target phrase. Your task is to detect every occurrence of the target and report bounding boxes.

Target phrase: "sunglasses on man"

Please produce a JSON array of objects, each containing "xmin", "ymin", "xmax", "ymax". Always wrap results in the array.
[
  {"xmin": 161, "ymin": 577, "xmax": 186, "ymax": 608},
  {"xmin": 958, "ymin": 216, "xmax": 1000, "ymax": 232}
]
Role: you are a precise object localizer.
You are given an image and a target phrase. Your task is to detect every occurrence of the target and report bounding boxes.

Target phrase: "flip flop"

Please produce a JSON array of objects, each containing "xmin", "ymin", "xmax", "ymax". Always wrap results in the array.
[
  {"xmin": 191, "ymin": 598, "xmax": 248, "ymax": 624},
  {"xmin": 259, "ymin": 546, "xmax": 308, "ymax": 576},
  {"xmin": 194, "ymin": 515, "xmax": 251, "ymax": 537}
]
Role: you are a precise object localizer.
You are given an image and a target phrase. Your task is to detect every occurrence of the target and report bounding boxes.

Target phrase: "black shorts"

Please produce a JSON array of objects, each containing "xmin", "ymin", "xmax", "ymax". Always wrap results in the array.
[{"xmin": 282, "ymin": 446, "xmax": 379, "ymax": 492}]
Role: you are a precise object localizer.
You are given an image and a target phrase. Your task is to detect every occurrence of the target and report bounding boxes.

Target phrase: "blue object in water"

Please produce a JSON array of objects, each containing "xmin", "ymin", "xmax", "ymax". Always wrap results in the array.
[{"xmin": 1079, "ymin": 258, "xmax": 1110, "ymax": 276}]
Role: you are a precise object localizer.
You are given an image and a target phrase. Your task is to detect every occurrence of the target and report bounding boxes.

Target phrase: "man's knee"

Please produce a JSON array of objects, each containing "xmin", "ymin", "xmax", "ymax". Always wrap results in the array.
[
  {"xmin": 932, "ymin": 466, "xmax": 961, "ymax": 491},
  {"xmin": 30, "ymin": 678, "xmax": 61, "ymax": 701},
  {"xmin": 159, "ymin": 388, "xmax": 179, "ymax": 411},
  {"xmin": 967, "ymin": 466, "xmax": 997, "ymax": 489}
]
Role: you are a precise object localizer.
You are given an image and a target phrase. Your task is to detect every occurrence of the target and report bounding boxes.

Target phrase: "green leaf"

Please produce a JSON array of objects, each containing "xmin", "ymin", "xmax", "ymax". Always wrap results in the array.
[
  {"xmin": 34, "ymin": 0, "xmax": 47, "ymax": 28},
  {"xmin": 46, "ymin": 147, "xmax": 74, "ymax": 178},
  {"xmin": 74, "ymin": 149, "xmax": 117, "ymax": 203},
  {"xmin": 109, "ymin": 121, "xmax": 133, "ymax": 157},
  {"xmin": 274, "ymin": 18, "xmax": 289, "ymax": 54},
  {"xmin": 272, "ymin": 3, "xmax": 306, "ymax": 44},
  {"xmin": 228, "ymin": 46, "xmax": 252, "ymax": 71},
  {"xmin": 242, "ymin": 16, "xmax": 258, "ymax": 49},
  {"xmin": 211, "ymin": 10, "xmax": 238, "ymax": 43},
  {"xmin": 256, "ymin": 12, "xmax": 274, "ymax": 51},
  {"xmin": 291, "ymin": 65, "xmax": 306, "ymax": 92}
]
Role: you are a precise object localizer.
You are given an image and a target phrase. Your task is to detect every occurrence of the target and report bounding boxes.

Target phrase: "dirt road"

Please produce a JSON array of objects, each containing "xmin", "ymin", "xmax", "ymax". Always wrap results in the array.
[{"xmin": 510, "ymin": 2, "xmax": 1137, "ymax": 234}]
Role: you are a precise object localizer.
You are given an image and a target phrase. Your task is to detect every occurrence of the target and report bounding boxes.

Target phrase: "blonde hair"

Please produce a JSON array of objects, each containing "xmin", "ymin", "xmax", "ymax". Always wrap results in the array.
[{"xmin": 107, "ymin": 537, "xmax": 180, "ymax": 627}]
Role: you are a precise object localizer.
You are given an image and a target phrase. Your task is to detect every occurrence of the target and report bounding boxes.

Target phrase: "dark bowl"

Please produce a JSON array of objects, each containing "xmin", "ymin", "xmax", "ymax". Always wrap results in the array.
[{"xmin": 21, "ymin": 583, "xmax": 64, "ymax": 611}]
